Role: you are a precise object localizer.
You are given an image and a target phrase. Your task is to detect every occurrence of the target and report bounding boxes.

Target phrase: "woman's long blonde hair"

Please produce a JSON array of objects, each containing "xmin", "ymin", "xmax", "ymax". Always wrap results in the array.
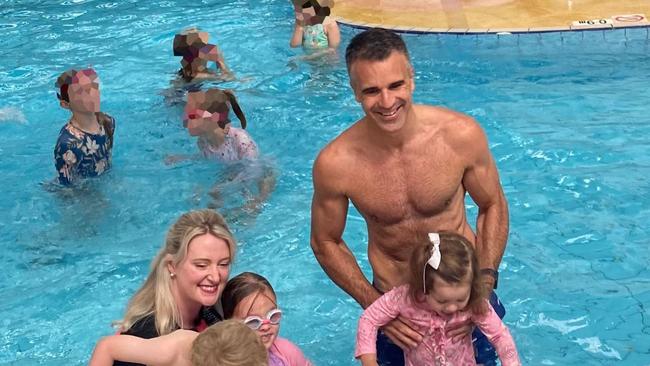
[{"xmin": 116, "ymin": 209, "xmax": 236, "ymax": 335}]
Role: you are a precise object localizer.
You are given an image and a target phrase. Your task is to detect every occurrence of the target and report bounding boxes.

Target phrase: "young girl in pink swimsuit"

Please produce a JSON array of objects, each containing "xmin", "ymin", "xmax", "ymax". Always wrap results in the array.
[{"xmin": 356, "ymin": 232, "xmax": 521, "ymax": 366}]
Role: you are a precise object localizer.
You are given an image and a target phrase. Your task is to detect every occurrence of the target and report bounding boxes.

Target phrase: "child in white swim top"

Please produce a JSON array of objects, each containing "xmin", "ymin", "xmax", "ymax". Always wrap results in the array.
[{"xmin": 183, "ymin": 88, "xmax": 258, "ymax": 162}]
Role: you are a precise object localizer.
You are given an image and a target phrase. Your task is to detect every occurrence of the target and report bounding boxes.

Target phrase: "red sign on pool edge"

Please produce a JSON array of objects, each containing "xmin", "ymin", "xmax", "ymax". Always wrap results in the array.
[{"xmin": 612, "ymin": 14, "xmax": 646, "ymax": 23}]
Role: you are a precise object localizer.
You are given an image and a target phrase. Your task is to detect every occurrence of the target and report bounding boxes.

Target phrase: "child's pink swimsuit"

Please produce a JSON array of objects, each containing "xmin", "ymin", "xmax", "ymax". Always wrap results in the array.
[
  {"xmin": 356, "ymin": 285, "xmax": 521, "ymax": 366},
  {"xmin": 268, "ymin": 337, "xmax": 313, "ymax": 366},
  {"xmin": 198, "ymin": 127, "xmax": 258, "ymax": 162}
]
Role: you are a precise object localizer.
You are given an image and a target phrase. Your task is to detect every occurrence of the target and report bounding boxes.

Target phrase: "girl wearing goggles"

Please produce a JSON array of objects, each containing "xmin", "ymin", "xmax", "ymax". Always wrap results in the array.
[{"xmin": 222, "ymin": 272, "xmax": 313, "ymax": 366}]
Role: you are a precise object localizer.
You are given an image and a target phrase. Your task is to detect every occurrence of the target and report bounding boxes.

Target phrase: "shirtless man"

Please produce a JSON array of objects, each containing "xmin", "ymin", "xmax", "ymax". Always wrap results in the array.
[{"xmin": 310, "ymin": 28, "xmax": 509, "ymax": 365}]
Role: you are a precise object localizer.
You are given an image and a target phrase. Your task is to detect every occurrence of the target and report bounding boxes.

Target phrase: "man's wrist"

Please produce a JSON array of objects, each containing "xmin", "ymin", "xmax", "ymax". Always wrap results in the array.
[{"xmin": 480, "ymin": 268, "xmax": 498, "ymax": 290}]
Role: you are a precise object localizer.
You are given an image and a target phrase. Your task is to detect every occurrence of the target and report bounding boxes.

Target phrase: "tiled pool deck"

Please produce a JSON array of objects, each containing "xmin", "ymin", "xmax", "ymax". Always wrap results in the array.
[{"xmin": 332, "ymin": 0, "xmax": 650, "ymax": 34}]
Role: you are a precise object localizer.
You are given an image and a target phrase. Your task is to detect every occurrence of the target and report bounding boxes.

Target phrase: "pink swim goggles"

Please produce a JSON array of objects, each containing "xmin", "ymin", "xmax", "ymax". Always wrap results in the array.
[
  {"xmin": 183, "ymin": 109, "xmax": 230, "ymax": 129},
  {"xmin": 243, "ymin": 308, "xmax": 282, "ymax": 330}
]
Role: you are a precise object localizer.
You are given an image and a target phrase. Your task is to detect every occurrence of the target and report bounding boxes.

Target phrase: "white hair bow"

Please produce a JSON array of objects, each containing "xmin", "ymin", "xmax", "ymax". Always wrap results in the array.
[
  {"xmin": 427, "ymin": 233, "xmax": 441, "ymax": 269},
  {"xmin": 423, "ymin": 233, "xmax": 441, "ymax": 293}
]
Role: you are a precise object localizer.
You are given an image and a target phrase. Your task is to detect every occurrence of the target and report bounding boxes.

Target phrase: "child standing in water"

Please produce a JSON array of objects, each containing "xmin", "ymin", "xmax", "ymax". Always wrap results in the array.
[
  {"xmin": 182, "ymin": 89, "xmax": 257, "ymax": 162},
  {"xmin": 290, "ymin": 0, "xmax": 340, "ymax": 51},
  {"xmin": 355, "ymin": 232, "xmax": 521, "ymax": 366},
  {"xmin": 54, "ymin": 68, "xmax": 115, "ymax": 186},
  {"xmin": 168, "ymin": 89, "xmax": 275, "ymax": 219},
  {"xmin": 173, "ymin": 27, "xmax": 233, "ymax": 82}
]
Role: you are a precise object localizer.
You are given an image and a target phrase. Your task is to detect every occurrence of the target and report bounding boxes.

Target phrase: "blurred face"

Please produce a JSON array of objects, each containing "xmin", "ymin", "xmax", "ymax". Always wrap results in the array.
[
  {"xmin": 301, "ymin": 5, "xmax": 316, "ymax": 22},
  {"xmin": 232, "ymin": 288, "xmax": 279, "ymax": 350},
  {"xmin": 425, "ymin": 276, "xmax": 471, "ymax": 319},
  {"xmin": 349, "ymin": 51, "xmax": 415, "ymax": 133},
  {"xmin": 66, "ymin": 69, "xmax": 100, "ymax": 113},
  {"xmin": 183, "ymin": 109, "xmax": 231, "ymax": 137},
  {"xmin": 168, "ymin": 233, "xmax": 231, "ymax": 310}
]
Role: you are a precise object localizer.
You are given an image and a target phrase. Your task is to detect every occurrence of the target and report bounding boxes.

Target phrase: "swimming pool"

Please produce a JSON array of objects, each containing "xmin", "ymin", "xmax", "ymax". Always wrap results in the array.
[{"xmin": 1, "ymin": 0, "xmax": 649, "ymax": 364}]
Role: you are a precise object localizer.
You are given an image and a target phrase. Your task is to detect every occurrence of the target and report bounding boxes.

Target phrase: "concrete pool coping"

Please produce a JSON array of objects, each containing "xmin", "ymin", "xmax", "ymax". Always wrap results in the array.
[{"xmin": 334, "ymin": 16, "xmax": 650, "ymax": 35}]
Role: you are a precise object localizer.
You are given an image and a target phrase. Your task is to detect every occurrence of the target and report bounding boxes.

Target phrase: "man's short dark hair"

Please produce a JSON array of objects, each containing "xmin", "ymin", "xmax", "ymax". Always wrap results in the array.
[{"xmin": 345, "ymin": 28, "xmax": 410, "ymax": 71}]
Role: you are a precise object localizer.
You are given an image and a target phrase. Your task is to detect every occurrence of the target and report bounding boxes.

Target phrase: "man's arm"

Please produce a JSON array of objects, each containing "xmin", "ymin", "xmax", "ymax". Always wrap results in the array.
[
  {"xmin": 311, "ymin": 151, "xmax": 423, "ymax": 350},
  {"xmin": 310, "ymin": 151, "xmax": 379, "ymax": 309},
  {"xmin": 461, "ymin": 120, "xmax": 509, "ymax": 290}
]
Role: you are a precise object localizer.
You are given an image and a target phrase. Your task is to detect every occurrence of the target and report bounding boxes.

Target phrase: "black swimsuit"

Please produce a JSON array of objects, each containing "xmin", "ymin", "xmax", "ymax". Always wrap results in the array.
[{"xmin": 112, "ymin": 307, "xmax": 222, "ymax": 366}]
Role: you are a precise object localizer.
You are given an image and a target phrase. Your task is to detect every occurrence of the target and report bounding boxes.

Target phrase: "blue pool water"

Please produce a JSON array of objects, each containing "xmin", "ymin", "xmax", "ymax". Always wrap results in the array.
[{"xmin": 1, "ymin": 1, "xmax": 649, "ymax": 364}]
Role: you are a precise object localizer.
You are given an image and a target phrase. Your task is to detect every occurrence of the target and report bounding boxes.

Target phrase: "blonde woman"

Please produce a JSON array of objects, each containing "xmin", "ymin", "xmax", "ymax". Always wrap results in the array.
[{"xmin": 112, "ymin": 209, "xmax": 236, "ymax": 366}]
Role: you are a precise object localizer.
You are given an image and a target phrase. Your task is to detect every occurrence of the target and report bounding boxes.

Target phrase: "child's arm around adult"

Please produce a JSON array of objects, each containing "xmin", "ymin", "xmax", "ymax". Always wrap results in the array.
[
  {"xmin": 88, "ymin": 330, "xmax": 196, "ymax": 366},
  {"xmin": 472, "ymin": 301, "xmax": 522, "ymax": 366}
]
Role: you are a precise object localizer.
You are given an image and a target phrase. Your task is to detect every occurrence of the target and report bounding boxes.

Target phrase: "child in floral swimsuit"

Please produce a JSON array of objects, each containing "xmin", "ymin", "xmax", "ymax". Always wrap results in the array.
[
  {"xmin": 53, "ymin": 68, "xmax": 115, "ymax": 186},
  {"xmin": 290, "ymin": 0, "xmax": 340, "ymax": 51}
]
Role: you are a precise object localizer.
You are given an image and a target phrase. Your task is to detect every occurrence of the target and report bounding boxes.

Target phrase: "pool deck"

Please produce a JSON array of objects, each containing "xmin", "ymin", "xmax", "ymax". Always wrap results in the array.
[{"xmin": 332, "ymin": 0, "xmax": 650, "ymax": 34}]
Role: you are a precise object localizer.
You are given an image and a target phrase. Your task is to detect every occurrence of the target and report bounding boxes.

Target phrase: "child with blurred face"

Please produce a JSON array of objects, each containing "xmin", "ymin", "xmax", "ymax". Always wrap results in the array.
[
  {"xmin": 173, "ymin": 28, "xmax": 233, "ymax": 82},
  {"xmin": 54, "ymin": 68, "xmax": 115, "ymax": 186},
  {"xmin": 182, "ymin": 89, "xmax": 258, "ymax": 162},
  {"xmin": 290, "ymin": 0, "xmax": 340, "ymax": 51}
]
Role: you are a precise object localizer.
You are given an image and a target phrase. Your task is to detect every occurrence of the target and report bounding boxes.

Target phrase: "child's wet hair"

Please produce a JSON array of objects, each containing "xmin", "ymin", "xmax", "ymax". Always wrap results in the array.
[
  {"xmin": 221, "ymin": 272, "xmax": 276, "ymax": 319},
  {"xmin": 55, "ymin": 68, "xmax": 97, "ymax": 102},
  {"xmin": 187, "ymin": 89, "xmax": 247, "ymax": 129},
  {"xmin": 408, "ymin": 231, "xmax": 487, "ymax": 314}
]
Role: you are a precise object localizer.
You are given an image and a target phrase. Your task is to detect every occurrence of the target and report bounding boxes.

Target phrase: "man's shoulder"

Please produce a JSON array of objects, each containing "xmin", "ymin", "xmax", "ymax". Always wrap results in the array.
[
  {"xmin": 418, "ymin": 105, "xmax": 484, "ymax": 143},
  {"xmin": 418, "ymin": 105, "xmax": 475, "ymax": 127},
  {"xmin": 315, "ymin": 121, "xmax": 363, "ymax": 165}
]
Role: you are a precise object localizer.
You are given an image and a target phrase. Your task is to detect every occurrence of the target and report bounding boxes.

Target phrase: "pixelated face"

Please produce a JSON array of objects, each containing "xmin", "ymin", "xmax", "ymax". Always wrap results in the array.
[
  {"xmin": 167, "ymin": 233, "xmax": 232, "ymax": 310},
  {"xmin": 301, "ymin": 2, "xmax": 316, "ymax": 20},
  {"xmin": 231, "ymin": 288, "xmax": 279, "ymax": 350},
  {"xmin": 197, "ymin": 31, "xmax": 209, "ymax": 44},
  {"xmin": 66, "ymin": 69, "xmax": 100, "ymax": 113},
  {"xmin": 184, "ymin": 92, "xmax": 231, "ymax": 137},
  {"xmin": 424, "ymin": 276, "xmax": 471, "ymax": 319},
  {"xmin": 183, "ymin": 109, "xmax": 231, "ymax": 137},
  {"xmin": 349, "ymin": 51, "xmax": 415, "ymax": 133}
]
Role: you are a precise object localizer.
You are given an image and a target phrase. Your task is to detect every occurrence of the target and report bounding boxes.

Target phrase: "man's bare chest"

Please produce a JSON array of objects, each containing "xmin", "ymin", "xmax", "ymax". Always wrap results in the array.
[{"xmin": 346, "ymin": 158, "xmax": 464, "ymax": 225}]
